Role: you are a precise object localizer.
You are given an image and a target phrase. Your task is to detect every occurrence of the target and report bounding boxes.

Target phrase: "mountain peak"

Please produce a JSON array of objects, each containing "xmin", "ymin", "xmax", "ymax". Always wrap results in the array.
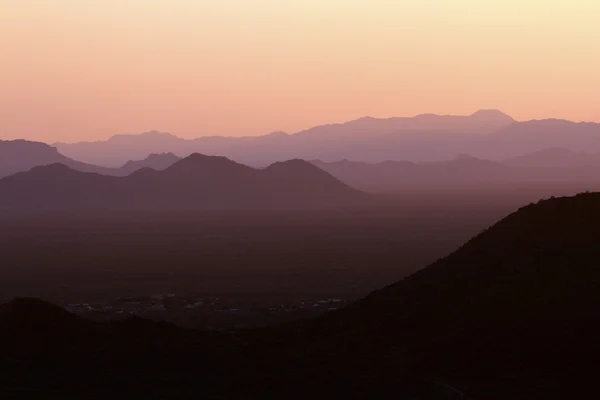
[
  {"xmin": 264, "ymin": 159, "xmax": 319, "ymax": 173},
  {"xmin": 164, "ymin": 153, "xmax": 253, "ymax": 175},
  {"xmin": 174, "ymin": 152, "xmax": 231, "ymax": 164},
  {"xmin": 470, "ymin": 109, "xmax": 515, "ymax": 121},
  {"xmin": 141, "ymin": 152, "xmax": 181, "ymax": 163},
  {"xmin": 264, "ymin": 159, "xmax": 356, "ymax": 188},
  {"xmin": 26, "ymin": 163, "xmax": 79, "ymax": 176}
]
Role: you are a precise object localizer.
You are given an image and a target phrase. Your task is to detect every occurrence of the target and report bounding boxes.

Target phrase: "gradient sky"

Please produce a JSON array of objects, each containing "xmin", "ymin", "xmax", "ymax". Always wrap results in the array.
[{"xmin": 1, "ymin": 0, "xmax": 599, "ymax": 142}]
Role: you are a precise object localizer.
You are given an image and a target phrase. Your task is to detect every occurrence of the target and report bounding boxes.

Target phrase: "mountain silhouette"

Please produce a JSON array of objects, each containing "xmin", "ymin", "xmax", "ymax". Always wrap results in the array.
[
  {"xmin": 119, "ymin": 152, "xmax": 182, "ymax": 175},
  {"xmin": 0, "ymin": 139, "xmax": 117, "ymax": 178},
  {"xmin": 2, "ymin": 193, "xmax": 600, "ymax": 398},
  {"xmin": 470, "ymin": 108, "xmax": 515, "ymax": 121},
  {"xmin": 478, "ymin": 119, "xmax": 600, "ymax": 159},
  {"xmin": 310, "ymin": 156, "xmax": 510, "ymax": 192},
  {"xmin": 51, "ymin": 113, "xmax": 600, "ymax": 167},
  {"xmin": 108, "ymin": 130, "xmax": 179, "ymax": 144},
  {"xmin": 53, "ymin": 130, "xmax": 191, "ymax": 166},
  {"xmin": 163, "ymin": 152, "xmax": 254, "ymax": 177},
  {"xmin": 293, "ymin": 109, "xmax": 515, "ymax": 138},
  {"xmin": 53, "ymin": 111, "xmax": 517, "ymax": 166},
  {"xmin": 311, "ymin": 155, "xmax": 600, "ymax": 193},
  {"xmin": 0, "ymin": 140, "xmax": 190, "ymax": 180},
  {"xmin": 0, "ymin": 154, "xmax": 363, "ymax": 211},
  {"xmin": 0, "ymin": 140, "xmax": 179, "ymax": 179}
]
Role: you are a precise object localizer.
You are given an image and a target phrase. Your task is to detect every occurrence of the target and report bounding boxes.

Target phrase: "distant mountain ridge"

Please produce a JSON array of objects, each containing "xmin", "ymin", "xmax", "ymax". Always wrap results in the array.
[
  {"xmin": 293, "ymin": 109, "xmax": 515, "ymax": 138},
  {"xmin": 311, "ymin": 156, "xmax": 600, "ymax": 193},
  {"xmin": 50, "ymin": 110, "xmax": 600, "ymax": 168},
  {"xmin": 53, "ymin": 110, "xmax": 518, "ymax": 166},
  {"xmin": 0, "ymin": 154, "xmax": 364, "ymax": 211},
  {"xmin": 0, "ymin": 139, "xmax": 127, "ymax": 178},
  {"xmin": 11, "ymin": 110, "xmax": 600, "ymax": 175},
  {"xmin": 0, "ymin": 140, "xmax": 182, "ymax": 178},
  {"xmin": 7, "ymin": 138, "xmax": 600, "ymax": 198},
  {"xmin": 119, "ymin": 152, "xmax": 182, "ymax": 175}
]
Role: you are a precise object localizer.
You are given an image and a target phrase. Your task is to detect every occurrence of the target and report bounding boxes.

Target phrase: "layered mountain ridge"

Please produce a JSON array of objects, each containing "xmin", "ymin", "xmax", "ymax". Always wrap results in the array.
[{"xmin": 0, "ymin": 153, "xmax": 364, "ymax": 211}]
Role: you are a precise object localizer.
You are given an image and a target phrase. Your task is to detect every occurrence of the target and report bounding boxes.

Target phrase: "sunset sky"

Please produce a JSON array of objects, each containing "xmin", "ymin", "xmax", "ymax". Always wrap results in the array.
[{"xmin": 1, "ymin": 0, "xmax": 599, "ymax": 142}]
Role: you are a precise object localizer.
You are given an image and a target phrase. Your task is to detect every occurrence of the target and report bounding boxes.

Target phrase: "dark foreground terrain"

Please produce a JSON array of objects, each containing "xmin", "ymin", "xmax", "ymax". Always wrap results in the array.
[
  {"xmin": 0, "ymin": 199, "xmax": 509, "ymax": 306},
  {"xmin": 1, "ymin": 195, "xmax": 515, "ymax": 331},
  {"xmin": 2, "ymin": 193, "xmax": 600, "ymax": 398}
]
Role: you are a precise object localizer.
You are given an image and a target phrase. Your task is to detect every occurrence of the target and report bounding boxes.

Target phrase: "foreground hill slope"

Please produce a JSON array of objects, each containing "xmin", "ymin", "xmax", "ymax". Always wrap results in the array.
[
  {"xmin": 283, "ymin": 192, "xmax": 600, "ymax": 397},
  {"xmin": 0, "ymin": 154, "xmax": 364, "ymax": 210}
]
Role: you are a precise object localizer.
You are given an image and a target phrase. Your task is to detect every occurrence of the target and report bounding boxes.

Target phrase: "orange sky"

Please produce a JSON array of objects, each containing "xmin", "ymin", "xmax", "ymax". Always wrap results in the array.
[{"xmin": 1, "ymin": 0, "xmax": 599, "ymax": 142}]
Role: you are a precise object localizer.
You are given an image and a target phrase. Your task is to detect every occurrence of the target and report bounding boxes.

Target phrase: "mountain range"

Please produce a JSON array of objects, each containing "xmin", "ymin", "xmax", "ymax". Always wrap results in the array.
[
  {"xmin": 0, "ymin": 139, "xmax": 184, "ymax": 178},
  {"xmin": 5, "ymin": 138, "xmax": 600, "ymax": 201},
  {"xmin": 0, "ymin": 154, "xmax": 363, "ymax": 211},
  {"xmin": 0, "ymin": 139, "xmax": 110, "ymax": 178},
  {"xmin": 48, "ymin": 110, "xmax": 600, "ymax": 167},
  {"xmin": 2, "ymin": 192, "xmax": 599, "ymax": 398},
  {"xmin": 51, "ymin": 110, "xmax": 515, "ymax": 167},
  {"xmin": 311, "ymin": 155, "xmax": 600, "ymax": 193}
]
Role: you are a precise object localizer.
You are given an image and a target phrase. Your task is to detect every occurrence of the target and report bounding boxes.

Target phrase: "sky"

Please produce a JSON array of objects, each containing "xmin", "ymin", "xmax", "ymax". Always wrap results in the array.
[{"xmin": 1, "ymin": 0, "xmax": 600, "ymax": 143}]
